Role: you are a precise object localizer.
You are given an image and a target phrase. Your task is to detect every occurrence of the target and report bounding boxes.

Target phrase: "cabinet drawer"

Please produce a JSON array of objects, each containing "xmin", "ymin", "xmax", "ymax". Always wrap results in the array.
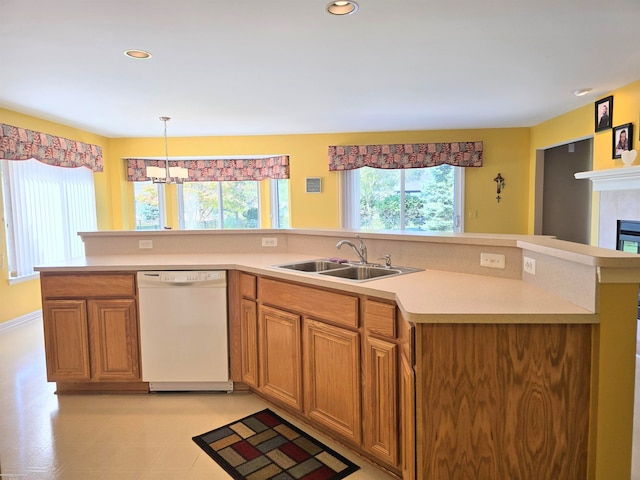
[
  {"xmin": 41, "ymin": 273, "xmax": 136, "ymax": 298},
  {"xmin": 365, "ymin": 300, "xmax": 396, "ymax": 338},
  {"xmin": 239, "ymin": 272, "xmax": 257, "ymax": 300},
  {"xmin": 259, "ymin": 278, "xmax": 358, "ymax": 328}
]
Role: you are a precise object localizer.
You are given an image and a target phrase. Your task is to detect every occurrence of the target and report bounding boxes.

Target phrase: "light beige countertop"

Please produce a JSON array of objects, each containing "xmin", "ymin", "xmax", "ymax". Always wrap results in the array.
[{"xmin": 36, "ymin": 252, "xmax": 596, "ymax": 324}]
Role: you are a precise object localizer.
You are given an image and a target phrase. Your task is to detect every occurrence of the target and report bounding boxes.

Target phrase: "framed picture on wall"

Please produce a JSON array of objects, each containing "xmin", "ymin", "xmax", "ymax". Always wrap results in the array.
[
  {"xmin": 612, "ymin": 123, "xmax": 633, "ymax": 159},
  {"xmin": 595, "ymin": 96, "xmax": 613, "ymax": 131}
]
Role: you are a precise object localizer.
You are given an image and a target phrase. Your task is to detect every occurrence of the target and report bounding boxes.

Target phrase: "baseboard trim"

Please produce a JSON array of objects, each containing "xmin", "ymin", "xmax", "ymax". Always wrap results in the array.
[
  {"xmin": 55, "ymin": 381, "xmax": 150, "ymax": 394},
  {"xmin": 0, "ymin": 310, "xmax": 42, "ymax": 333}
]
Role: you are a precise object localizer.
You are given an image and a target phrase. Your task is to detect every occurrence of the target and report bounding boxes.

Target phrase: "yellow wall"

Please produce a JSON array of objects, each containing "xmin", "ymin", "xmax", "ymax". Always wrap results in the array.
[
  {"xmin": 108, "ymin": 128, "xmax": 531, "ymax": 233},
  {"xmin": 531, "ymin": 79, "xmax": 640, "ymax": 169},
  {"xmin": 4, "ymin": 78, "xmax": 640, "ymax": 323},
  {"xmin": 530, "ymin": 79, "xmax": 640, "ymax": 237}
]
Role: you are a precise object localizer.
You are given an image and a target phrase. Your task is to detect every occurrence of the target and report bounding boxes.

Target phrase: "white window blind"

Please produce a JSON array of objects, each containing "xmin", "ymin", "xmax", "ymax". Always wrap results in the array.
[{"xmin": 1, "ymin": 159, "xmax": 97, "ymax": 279}]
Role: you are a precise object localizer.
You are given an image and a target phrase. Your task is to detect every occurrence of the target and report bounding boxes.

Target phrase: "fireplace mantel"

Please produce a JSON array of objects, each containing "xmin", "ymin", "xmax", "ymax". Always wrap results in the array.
[{"xmin": 575, "ymin": 165, "xmax": 640, "ymax": 191}]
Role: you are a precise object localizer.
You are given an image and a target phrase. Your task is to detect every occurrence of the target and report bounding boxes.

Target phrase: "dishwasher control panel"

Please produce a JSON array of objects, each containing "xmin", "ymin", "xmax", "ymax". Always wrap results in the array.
[
  {"xmin": 137, "ymin": 270, "xmax": 226, "ymax": 287},
  {"xmin": 159, "ymin": 271, "xmax": 221, "ymax": 282}
]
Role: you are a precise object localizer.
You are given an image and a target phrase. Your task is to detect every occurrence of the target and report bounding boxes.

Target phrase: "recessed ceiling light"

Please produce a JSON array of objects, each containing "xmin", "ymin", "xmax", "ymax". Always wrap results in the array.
[
  {"xmin": 124, "ymin": 49, "xmax": 152, "ymax": 59},
  {"xmin": 573, "ymin": 88, "xmax": 593, "ymax": 97},
  {"xmin": 326, "ymin": 1, "xmax": 358, "ymax": 15}
]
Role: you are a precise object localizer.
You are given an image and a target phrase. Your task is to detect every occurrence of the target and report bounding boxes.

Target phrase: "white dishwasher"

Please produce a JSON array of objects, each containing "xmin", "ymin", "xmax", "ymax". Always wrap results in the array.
[{"xmin": 137, "ymin": 270, "xmax": 233, "ymax": 392}]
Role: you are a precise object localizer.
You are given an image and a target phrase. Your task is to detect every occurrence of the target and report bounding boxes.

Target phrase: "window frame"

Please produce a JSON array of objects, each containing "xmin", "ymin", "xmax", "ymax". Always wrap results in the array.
[
  {"xmin": 341, "ymin": 166, "xmax": 464, "ymax": 232},
  {"xmin": 269, "ymin": 178, "xmax": 290, "ymax": 228},
  {"xmin": 134, "ymin": 181, "xmax": 166, "ymax": 230}
]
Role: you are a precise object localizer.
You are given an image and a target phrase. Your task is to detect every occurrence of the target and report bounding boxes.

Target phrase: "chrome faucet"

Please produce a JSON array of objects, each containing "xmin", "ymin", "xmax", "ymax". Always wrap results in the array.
[{"xmin": 336, "ymin": 234, "xmax": 368, "ymax": 264}]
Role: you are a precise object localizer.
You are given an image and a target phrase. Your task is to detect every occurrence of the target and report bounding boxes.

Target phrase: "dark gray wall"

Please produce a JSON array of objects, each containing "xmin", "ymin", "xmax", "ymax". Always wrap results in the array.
[{"xmin": 542, "ymin": 139, "xmax": 592, "ymax": 244}]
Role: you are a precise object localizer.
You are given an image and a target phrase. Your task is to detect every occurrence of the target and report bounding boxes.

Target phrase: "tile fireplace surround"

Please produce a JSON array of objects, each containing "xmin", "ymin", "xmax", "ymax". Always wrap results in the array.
[
  {"xmin": 600, "ymin": 189, "xmax": 640, "ymax": 249},
  {"xmin": 575, "ymin": 165, "xmax": 640, "ymax": 249}
]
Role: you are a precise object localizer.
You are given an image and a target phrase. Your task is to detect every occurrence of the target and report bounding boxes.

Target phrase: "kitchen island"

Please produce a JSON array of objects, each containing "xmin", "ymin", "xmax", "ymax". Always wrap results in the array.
[{"xmin": 35, "ymin": 229, "xmax": 640, "ymax": 480}]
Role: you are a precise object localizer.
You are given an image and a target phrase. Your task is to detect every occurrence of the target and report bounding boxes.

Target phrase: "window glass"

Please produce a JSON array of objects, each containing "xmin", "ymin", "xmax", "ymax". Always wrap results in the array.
[
  {"xmin": 134, "ymin": 181, "xmax": 165, "ymax": 230},
  {"xmin": 221, "ymin": 181, "xmax": 259, "ymax": 228},
  {"xmin": 1, "ymin": 159, "xmax": 97, "ymax": 278},
  {"xmin": 359, "ymin": 168, "xmax": 402, "ymax": 230},
  {"xmin": 179, "ymin": 181, "xmax": 260, "ymax": 229},
  {"xmin": 182, "ymin": 182, "xmax": 220, "ymax": 229},
  {"xmin": 344, "ymin": 164, "xmax": 462, "ymax": 232},
  {"xmin": 270, "ymin": 179, "xmax": 290, "ymax": 228}
]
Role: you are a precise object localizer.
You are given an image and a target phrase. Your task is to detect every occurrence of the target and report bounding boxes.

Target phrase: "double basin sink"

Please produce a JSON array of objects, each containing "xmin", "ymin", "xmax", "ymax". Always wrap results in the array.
[{"xmin": 273, "ymin": 259, "xmax": 421, "ymax": 282}]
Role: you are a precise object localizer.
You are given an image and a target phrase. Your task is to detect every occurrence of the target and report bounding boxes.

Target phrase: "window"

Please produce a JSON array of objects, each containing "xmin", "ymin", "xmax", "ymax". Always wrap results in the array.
[
  {"xmin": 178, "ymin": 181, "xmax": 260, "ymax": 229},
  {"xmin": 134, "ymin": 181, "xmax": 166, "ymax": 230},
  {"xmin": 342, "ymin": 165, "xmax": 463, "ymax": 232},
  {"xmin": 270, "ymin": 179, "xmax": 289, "ymax": 228},
  {"xmin": 1, "ymin": 159, "xmax": 97, "ymax": 279}
]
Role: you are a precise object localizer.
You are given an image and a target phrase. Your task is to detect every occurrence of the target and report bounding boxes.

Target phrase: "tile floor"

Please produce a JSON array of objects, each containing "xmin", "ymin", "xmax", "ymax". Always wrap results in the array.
[
  {"xmin": 0, "ymin": 318, "xmax": 393, "ymax": 479},
  {"xmin": 1, "ymin": 317, "xmax": 639, "ymax": 479}
]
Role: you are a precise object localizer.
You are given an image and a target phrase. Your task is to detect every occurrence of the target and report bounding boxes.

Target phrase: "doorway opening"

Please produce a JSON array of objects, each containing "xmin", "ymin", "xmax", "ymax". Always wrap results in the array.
[{"xmin": 535, "ymin": 138, "xmax": 593, "ymax": 244}]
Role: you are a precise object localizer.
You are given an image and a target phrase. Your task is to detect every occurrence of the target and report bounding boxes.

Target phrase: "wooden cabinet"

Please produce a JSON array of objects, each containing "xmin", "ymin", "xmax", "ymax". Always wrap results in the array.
[
  {"xmin": 363, "ymin": 300, "xmax": 399, "ymax": 466},
  {"xmin": 237, "ymin": 272, "xmax": 259, "ymax": 388},
  {"xmin": 40, "ymin": 273, "xmax": 143, "ymax": 390},
  {"xmin": 363, "ymin": 335, "xmax": 398, "ymax": 464},
  {"xmin": 304, "ymin": 318, "xmax": 361, "ymax": 444},
  {"xmin": 87, "ymin": 298, "xmax": 139, "ymax": 381},
  {"xmin": 362, "ymin": 299, "xmax": 416, "ymax": 477},
  {"xmin": 258, "ymin": 277, "xmax": 362, "ymax": 443},
  {"xmin": 400, "ymin": 353, "xmax": 416, "ymax": 480},
  {"xmin": 206, "ymin": 268, "xmax": 597, "ymax": 480},
  {"xmin": 241, "ymin": 276, "xmax": 414, "ymax": 478},
  {"xmin": 240, "ymin": 299, "xmax": 259, "ymax": 388},
  {"xmin": 399, "ymin": 314, "xmax": 416, "ymax": 480},
  {"xmin": 258, "ymin": 277, "xmax": 359, "ymax": 328},
  {"xmin": 43, "ymin": 299, "xmax": 90, "ymax": 381},
  {"xmin": 259, "ymin": 305, "xmax": 302, "ymax": 410}
]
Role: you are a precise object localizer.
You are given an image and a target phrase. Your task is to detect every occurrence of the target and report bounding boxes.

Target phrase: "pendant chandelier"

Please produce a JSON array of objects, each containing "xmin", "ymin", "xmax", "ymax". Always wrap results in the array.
[{"xmin": 146, "ymin": 116, "xmax": 188, "ymax": 184}]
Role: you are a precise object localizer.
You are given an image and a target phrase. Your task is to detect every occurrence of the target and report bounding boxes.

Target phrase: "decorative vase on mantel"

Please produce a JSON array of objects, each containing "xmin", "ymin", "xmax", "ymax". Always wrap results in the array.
[{"xmin": 621, "ymin": 149, "xmax": 637, "ymax": 167}]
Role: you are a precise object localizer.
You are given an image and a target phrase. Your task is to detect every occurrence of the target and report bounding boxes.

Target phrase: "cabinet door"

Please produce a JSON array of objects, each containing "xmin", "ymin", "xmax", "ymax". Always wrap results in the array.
[
  {"xmin": 240, "ymin": 299, "xmax": 259, "ymax": 388},
  {"xmin": 88, "ymin": 299, "xmax": 140, "ymax": 381},
  {"xmin": 259, "ymin": 305, "xmax": 302, "ymax": 410},
  {"xmin": 304, "ymin": 319, "xmax": 361, "ymax": 444},
  {"xmin": 363, "ymin": 336, "xmax": 399, "ymax": 466},
  {"xmin": 400, "ymin": 352, "xmax": 416, "ymax": 480},
  {"xmin": 42, "ymin": 300, "xmax": 91, "ymax": 382}
]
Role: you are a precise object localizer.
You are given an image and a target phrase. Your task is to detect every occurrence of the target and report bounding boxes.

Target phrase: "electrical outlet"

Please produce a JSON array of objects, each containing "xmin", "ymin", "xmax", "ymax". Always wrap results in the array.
[
  {"xmin": 523, "ymin": 256, "xmax": 536, "ymax": 274},
  {"xmin": 480, "ymin": 252, "xmax": 505, "ymax": 269},
  {"xmin": 139, "ymin": 240, "xmax": 153, "ymax": 249},
  {"xmin": 262, "ymin": 237, "xmax": 278, "ymax": 247}
]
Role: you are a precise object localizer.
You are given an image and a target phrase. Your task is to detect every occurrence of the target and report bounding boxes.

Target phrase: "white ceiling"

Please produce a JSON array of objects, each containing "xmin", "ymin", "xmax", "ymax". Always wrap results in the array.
[{"xmin": 2, "ymin": 0, "xmax": 640, "ymax": 139}]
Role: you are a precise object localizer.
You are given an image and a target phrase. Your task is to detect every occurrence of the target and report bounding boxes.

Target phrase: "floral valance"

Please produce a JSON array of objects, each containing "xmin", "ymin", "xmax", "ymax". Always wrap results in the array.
[
  {"xmin": 328, "ymin": 142, "xmax": 483, "ymax": 171},
  {"xmin": 126, "ymin": 155, "xmax": 290, "ymax": 182},
  {"xmin": 0, "ymin": 123, "xmax": 103, "ymax": 172}
]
